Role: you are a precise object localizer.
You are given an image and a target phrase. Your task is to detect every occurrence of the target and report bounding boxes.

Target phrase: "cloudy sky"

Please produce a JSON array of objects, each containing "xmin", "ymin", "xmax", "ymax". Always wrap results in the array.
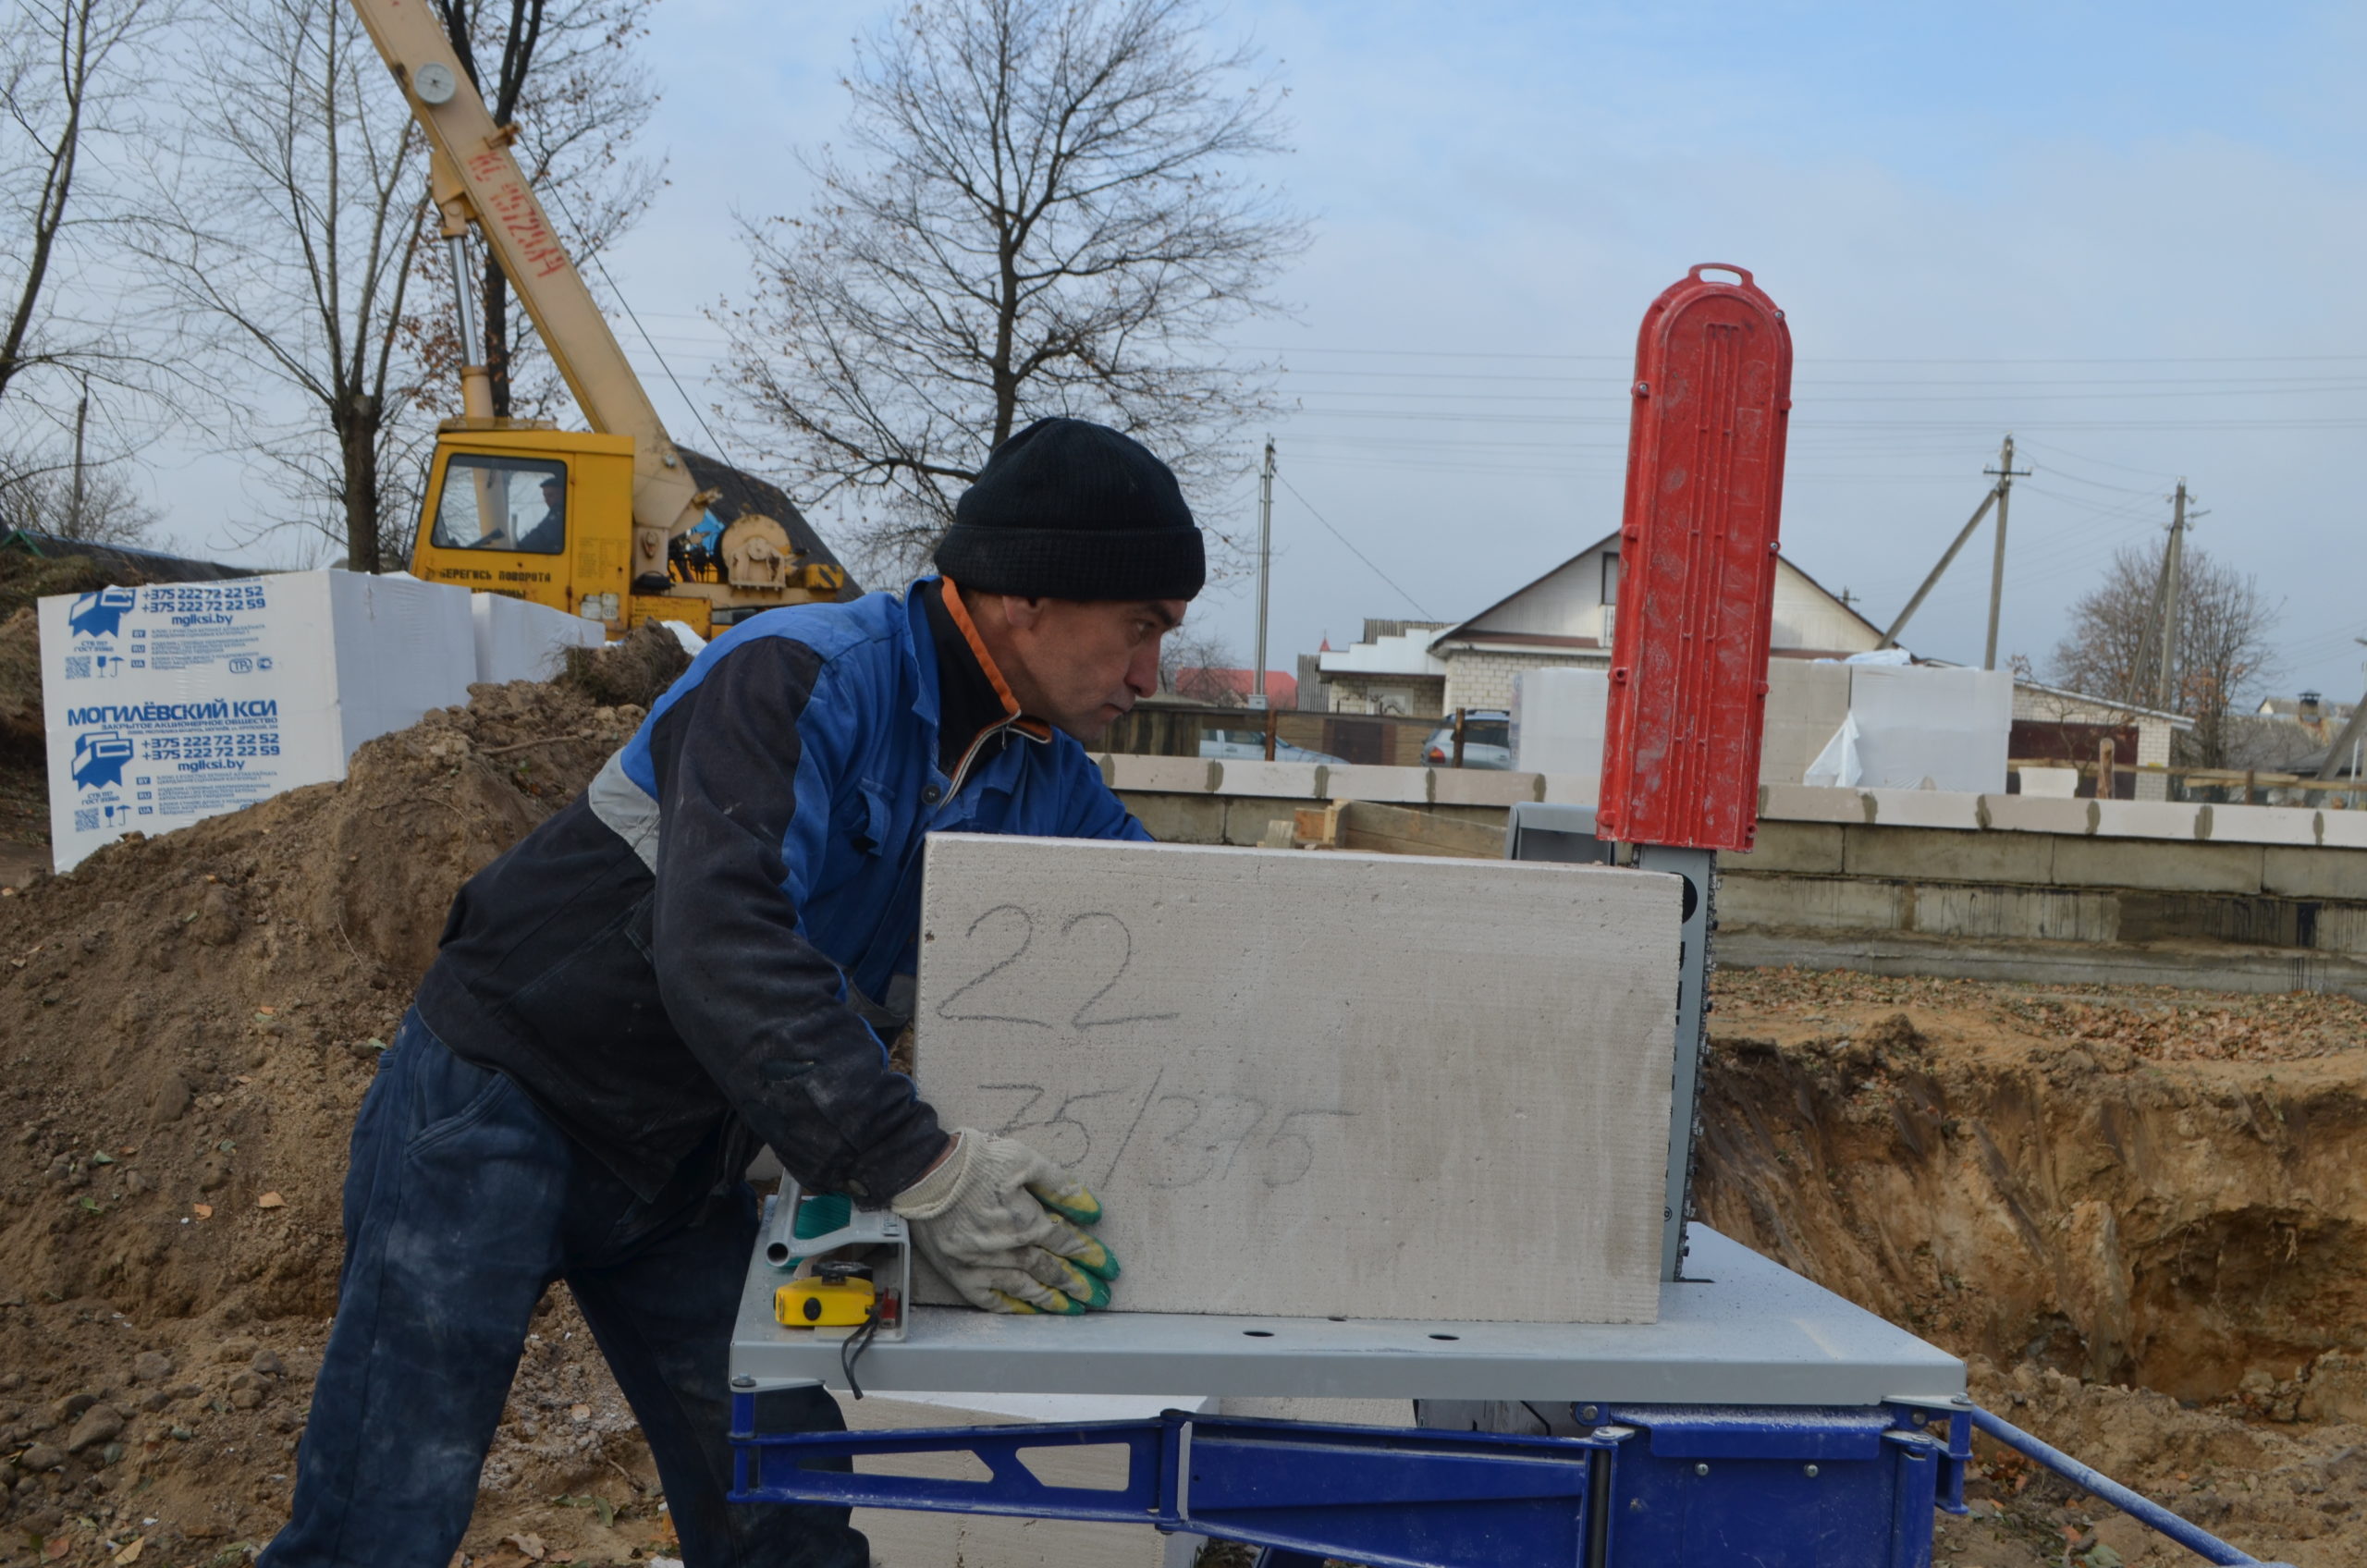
[{"xmin": 150, "ymin": 0, "xmax": 2367, "ymax": 702}]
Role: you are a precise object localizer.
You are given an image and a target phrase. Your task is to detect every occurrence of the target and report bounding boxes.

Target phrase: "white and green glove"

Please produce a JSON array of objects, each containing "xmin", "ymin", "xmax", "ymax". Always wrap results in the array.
[{"xmin": 892, "ymin": 1129, "xmax": 1121, "ymax": 1315}]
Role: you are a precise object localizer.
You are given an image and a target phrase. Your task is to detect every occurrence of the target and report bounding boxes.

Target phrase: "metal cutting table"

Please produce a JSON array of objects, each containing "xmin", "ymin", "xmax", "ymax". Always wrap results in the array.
[{"xmin": 727, "ymin": 1225, "xmax": 1962, "ymax": 1407}]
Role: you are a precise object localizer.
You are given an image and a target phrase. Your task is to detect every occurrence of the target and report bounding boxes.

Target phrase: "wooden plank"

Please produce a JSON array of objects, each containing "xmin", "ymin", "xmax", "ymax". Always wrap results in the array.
[
  {"xmin": 911, "ymin": 835, "xmax": 1681, "ymax": 1324},
  {"xmin": 1334, "ymin": 800, "xmax": 1503, "ymax": 860}
]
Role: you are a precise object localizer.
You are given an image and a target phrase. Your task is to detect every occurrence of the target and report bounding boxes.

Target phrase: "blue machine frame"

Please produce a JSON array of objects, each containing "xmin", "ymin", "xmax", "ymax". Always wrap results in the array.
[
  {"xmin": 730, "ymin": 1401, "xmax": 1967, "ymax": 1568},
  {"xmin": 728, "ymin": 1398, "xmax": 2291, "ymax": 1568}
]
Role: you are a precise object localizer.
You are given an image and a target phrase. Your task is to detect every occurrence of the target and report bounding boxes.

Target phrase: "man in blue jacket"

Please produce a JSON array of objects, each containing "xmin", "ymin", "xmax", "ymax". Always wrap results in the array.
[{"xmin": 264, "ymin": 418, "xmax": 1203, "ymax": 1568}]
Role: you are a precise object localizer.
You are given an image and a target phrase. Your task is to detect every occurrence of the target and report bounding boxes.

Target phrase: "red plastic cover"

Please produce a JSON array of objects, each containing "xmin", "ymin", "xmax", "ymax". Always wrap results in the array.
[{"xmin": 1596, "ymin": 263, "xmax": 1794, "ymax": 851}]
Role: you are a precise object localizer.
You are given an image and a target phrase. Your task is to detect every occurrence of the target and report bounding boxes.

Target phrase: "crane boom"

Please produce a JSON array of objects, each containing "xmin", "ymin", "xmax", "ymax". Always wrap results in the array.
[{"xmin": 350, "ymin": 0, "xmax": 701, "ymax": 588}]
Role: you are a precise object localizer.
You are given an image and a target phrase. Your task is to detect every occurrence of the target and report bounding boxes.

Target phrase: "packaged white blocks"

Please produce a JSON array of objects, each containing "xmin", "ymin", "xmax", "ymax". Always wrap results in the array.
[
  {"xmin": 1510, "ymin": 667, "xmax": 1608, "ymax": 778},
  {"xmin": 39, "ymin": 570, "xmax": 475, "ymax": 870},
  {"xmin": 472, "ymin": 591, "xmax": 605, "ymax": 685}
]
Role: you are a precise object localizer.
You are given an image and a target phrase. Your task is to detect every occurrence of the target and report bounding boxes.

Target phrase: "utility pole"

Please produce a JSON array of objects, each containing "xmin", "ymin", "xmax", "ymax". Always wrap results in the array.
[
  {"xmin": 1880, "ymin": 433, "xmax": 2024, "ymax": 653},
  {"xmin": 1981, "ymin": 434, "xmax": 2030, "ymax": 670},
  {"xmin": 1250, "ymin": 435, "xmax": 1274, "ymax": 710},
  {"xmin": 2314, "ymin": 637, "xmax": 2367, "ymax": 785},
  {"xmin": 68, "ymin": 380, "xmax": 90, "ymax": 539},
  {"xmin": 2155, "ymin": 479, "xmax": 2189, "ymax": 709}
]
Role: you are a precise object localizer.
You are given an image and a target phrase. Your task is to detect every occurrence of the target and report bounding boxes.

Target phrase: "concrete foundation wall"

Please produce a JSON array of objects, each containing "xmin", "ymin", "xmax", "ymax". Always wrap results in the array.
[{"xmin": 1109, "ymin": 770, "xmax": 2367, "ymax": 981}]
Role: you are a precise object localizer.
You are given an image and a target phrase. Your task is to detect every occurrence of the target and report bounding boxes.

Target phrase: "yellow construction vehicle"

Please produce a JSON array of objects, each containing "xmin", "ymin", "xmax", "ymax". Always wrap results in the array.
[{"xmin": 351, "ymin": 0, "xmax": 851, "ymax": 639}]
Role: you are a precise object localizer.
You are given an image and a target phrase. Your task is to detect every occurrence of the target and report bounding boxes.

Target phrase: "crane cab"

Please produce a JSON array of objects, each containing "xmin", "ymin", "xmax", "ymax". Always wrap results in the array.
[{"xmin": 409, "ymin": 427, "xmax": 711, "ymax": 640}]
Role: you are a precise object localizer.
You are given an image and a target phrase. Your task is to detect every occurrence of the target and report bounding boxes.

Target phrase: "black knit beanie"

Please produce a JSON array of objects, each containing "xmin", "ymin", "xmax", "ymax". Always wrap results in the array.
[{"xmin": 935, "ymin": 418, "xmax": 1204, "ymax": 601}]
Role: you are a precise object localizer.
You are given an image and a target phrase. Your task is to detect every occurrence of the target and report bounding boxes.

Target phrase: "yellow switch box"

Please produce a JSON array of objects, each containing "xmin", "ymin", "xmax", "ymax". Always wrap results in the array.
[{"xmin": 775, "ymin": 1276, "xmax": 877, "ymax": 1328}]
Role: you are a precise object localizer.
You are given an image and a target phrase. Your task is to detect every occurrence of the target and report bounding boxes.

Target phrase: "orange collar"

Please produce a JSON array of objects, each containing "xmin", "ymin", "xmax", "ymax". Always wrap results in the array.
[{"xmin": 939, "ymin": 577, "xmax": 1052, "ymax": 742}]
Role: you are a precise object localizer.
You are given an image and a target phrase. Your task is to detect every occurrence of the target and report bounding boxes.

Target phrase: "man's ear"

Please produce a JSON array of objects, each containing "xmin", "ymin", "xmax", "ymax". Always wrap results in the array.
[{"xmin": 1003, "ymin": 595, "xmax": 1049, "ymax": 632}]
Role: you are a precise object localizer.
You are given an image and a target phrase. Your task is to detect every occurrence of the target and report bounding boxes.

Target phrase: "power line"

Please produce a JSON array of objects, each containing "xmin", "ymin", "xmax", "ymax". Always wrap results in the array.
[
  {"xmin": 539, "ymin": 181, "xmax": 735, "ymax": 465},
  {"xmin": 1274, "ymin": 473, "xmax": 1437, "ymax": 620}
]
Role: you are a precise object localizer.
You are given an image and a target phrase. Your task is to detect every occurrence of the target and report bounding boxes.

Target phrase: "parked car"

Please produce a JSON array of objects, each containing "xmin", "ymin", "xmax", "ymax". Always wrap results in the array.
[
  {"xmin": 1423, "ymin": 711, "xmax": 1512, "ymax": 769},
  {"xmin": 1197, "ymin": 728, "xmax": 1346, "ymax": 766}
]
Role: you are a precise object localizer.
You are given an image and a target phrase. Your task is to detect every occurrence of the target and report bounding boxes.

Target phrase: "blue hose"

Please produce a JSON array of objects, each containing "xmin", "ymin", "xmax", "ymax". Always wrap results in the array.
[{"xmin": 1966, "ymin": 1405, "xmax": 2295, "ymax": 1568}]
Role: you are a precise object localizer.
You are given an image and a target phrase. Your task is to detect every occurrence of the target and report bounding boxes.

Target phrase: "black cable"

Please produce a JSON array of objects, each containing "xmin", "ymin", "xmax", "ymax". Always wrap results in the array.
[
  {"xmin": 840, "ymin": 1302, "xmax": 885, "ymax": 1401},
  {"xmin": 1274, "ymin": 473, "xmax": 1437, "ymax": 620}
]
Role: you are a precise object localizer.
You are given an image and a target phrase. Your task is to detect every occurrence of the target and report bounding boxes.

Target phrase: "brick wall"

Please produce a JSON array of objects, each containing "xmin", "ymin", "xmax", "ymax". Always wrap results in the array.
[{"xmin": 1441, "ymin": 649, "xmax": 1603, "ymax": 712}]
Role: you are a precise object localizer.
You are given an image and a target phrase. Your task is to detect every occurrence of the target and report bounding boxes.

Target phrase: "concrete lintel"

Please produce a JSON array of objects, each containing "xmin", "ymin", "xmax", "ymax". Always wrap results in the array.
[
  {"xmin": 2263, "ymin": 845, "xmax": 2367, "ymax": 900},
  {"xmin": 1841, "ymin": 825, "xmax": 2055, "ymax": 886},
  {"xmin": 1726, "ymin": 821, "xmax": 1846, "ymax": 876},
  {"xmin": 2051, "ymin": 836, "xmax": 2264, "ymax": 894},
  {"xmin": 2324, "ymin": 812, "xmax": 2367, "ymax": 851}
]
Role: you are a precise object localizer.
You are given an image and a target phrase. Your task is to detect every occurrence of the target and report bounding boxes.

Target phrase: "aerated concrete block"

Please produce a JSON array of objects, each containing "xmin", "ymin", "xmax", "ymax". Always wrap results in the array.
[
  {"xmin": 912, "ymin": 835, "xmax": 1681, "ymax": 1324},
  {"xmin": 1210, "ymin": 760, "xmax": 1323, "ymax": 799},
  {"xmin": 1324, "ymin": 763, "xmax": 1431, "ymax": 803},
  {"xmin": 1861, "ymin": 790, "xmax": 1983, "ymax": 831},
  {"xmin": 2204, "ymin": 804, "xmax": 2323, "ymax": 847},
  {"xmin": 1760, "ymin": 784, "xmax": 1870, "ymax": 825},
  {"xmin": 1980, "ymin": 795, "xmax": 2095, "ymax": 837},
  {"xmin": 1102, "ymin": 754, "xmax": 1218, "ymax": 793},
  {"xmin": 2091, "ymin": 801, "xmax": 2204, "ymax": 841},
  {"xmin": 2324, "ymin": 812, "xmax": 2367, "ymax": 851},
  {"xmin": 1431, "ymin": 768, "xmax": 1545, "ymax": 807}
]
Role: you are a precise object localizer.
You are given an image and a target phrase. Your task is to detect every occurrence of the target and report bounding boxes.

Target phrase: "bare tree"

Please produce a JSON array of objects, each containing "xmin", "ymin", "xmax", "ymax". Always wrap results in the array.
[
  {"xmin": 720, "ymin": 0, "xmax": 1305, "ymax": 582},
  {"xmin": 139, "ymin": 0, "xmax": 431, "ymax": 570},
  {"xmin": 1159, "ymin": 623, "xmax": 1239, "ymax": 703},
  {"xmin": 422, "ymin": 0, "xmax": 660, "ymax": 420},
  {"xmin": 143, "ymin": 0, "xmax": 660, "ymax": 570},
  {"xmin": 0, "ymin": 0, "xmax": 174, "ymax": 423},
  {"xmin": 0, "ymin": 457, "xmax": 160, "ymax": 544},
  {"xmin": 2051, "ymin": 538, "xmax": 2280, "ymax": 768}
]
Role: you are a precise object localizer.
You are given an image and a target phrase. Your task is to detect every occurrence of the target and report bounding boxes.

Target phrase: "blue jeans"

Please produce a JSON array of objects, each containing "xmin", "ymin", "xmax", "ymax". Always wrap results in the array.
[{"xmin": 261, "ymin": 1010, "xmax": 865, "ymax": 1568}]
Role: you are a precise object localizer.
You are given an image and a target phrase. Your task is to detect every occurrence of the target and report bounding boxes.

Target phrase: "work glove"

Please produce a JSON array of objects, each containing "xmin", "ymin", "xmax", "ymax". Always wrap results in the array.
[{"xmin": 891, "ymin": 1129, "xmax": 1121, "ymax": 1315}]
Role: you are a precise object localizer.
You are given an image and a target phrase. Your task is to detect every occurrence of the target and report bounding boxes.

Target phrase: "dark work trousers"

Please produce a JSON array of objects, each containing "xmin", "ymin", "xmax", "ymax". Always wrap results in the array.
[{"xmin": 260, "ymin": 1008, "xmax": 865, "ymax": 1568}]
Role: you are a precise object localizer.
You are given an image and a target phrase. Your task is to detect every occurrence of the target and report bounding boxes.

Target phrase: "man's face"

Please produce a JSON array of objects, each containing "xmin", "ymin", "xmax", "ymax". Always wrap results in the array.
[
  {"xmin": 987, "ymin": 595, "xmax": 1186, "ymax": 742},
  {"xmin": 541, "ymin": 480, "xmax": 564, "ymax": 511}
]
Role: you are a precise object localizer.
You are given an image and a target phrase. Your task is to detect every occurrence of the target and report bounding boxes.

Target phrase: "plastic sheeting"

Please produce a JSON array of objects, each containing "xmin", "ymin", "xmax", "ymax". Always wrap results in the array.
[
  {"xmin": 1510, "ymin": 666, "xmax": 1610, "ymax": 777},
  {"xmin": 472, "ymin": 592, "xmax": 605, "ymax": 685}
]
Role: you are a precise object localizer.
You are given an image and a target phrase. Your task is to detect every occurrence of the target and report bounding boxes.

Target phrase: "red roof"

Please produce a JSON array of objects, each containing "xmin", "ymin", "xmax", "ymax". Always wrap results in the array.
[{"xmin": 1173, "ymin": 668, "xmax": 1298, "ymax": 707}]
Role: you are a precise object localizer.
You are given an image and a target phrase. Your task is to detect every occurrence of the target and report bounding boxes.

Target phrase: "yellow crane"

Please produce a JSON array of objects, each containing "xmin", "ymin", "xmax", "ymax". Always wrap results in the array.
[{"xmin": 352, "ymin": 0, "xmax": 848, "ymax": 638}]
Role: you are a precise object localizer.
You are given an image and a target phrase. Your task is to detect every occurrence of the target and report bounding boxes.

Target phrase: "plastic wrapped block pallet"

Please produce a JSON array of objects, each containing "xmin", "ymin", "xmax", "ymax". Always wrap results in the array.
[
  {"xmin": 1510, "ymin": 666, "xmax": 1608, "ymax": 778},
  {"xmin": 471, "ymin": 591, "xmax": 605, "ymax": 685},
  {"xmin": 1841, "ymin": 665, "xmax": 2010, "ymax": 793},
  {"xmin": 835, "ymin": 1390, "xmax": 1209, "ymax": 1568},
  {"xmin": 39, "ymin": 570, "xmax": 474, "ymax": 871},
  {"xmin": 912, "ymin": 835, "xmax": 1681, "ymax": 1324}
]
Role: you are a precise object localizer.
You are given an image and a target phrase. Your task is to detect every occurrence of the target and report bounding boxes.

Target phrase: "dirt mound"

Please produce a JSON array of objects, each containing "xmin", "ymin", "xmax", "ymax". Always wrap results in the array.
[
  {"xmin": 0, "ymin": 679, "xmax": 679, "ymax": 1564},
  {"xmin": 1702, "ymin": 967, "xmax": 2367, "ymax": 1563}
]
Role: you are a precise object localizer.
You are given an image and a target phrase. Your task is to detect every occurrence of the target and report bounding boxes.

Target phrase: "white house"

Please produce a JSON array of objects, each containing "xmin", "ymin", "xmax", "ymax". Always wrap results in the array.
[{"xmin": 1318, "ymin": 531, "xmax": 1883, "ymax": 717}]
